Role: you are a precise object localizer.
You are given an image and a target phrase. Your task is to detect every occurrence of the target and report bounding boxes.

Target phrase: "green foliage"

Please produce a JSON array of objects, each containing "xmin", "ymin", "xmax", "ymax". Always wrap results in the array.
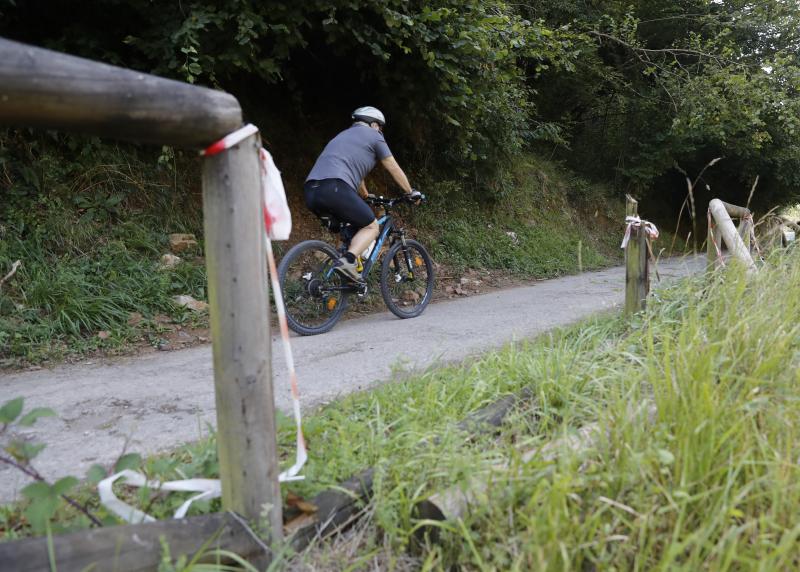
[
  {"xmin": 0, "ymin": 397, "xmax": 23, "ymax": 424},
  {"xmin": 17, "ymin": 407, "xmax": 56, "ymax": 427},
  {"xmin": 0, "ymin": 1, "xmax": 579, "ymax": 181},
  {"xmin": 3, "ymin": 0, "xmax": 800, "ymax": 205},
  {"xmin": 274, "ymin": 247, "xmax": 800, "ymax": 569},
  {"xmin": 527, "ymin": 0, "xmax": 800, "ymax": 206},
  {"xmin": 0, "ymin": 397, "xmax": 90, "ymax": 536},
  {"xmin": 113, "ymin": 453, "xmax": 142, "ymax": 473},
  {"xmin": 21, "ymin": 477, "xmax": 78, "ymax": 534},
  {"xmin": 85, "ymin": 464, "xmax": 108, "ymax": 485},
  {"xmin": 415, "ymin": 158, "xmax": 619, "ymax": 277}
]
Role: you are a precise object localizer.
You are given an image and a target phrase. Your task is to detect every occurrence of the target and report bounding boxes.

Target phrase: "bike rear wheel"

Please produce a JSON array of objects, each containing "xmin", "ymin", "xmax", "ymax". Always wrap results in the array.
[
  {"xmin": 380, "ymin": 239, "xmax": 435, "ymax": 319},
  {"xmin": 277, "ymin": 240, "xmax": 349, "ymax": 335}
]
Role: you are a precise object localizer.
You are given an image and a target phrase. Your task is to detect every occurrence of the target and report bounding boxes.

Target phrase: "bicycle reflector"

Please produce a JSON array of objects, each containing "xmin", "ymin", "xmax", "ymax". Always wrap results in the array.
[
  {"xmin": 327, "ymin": 298, "xmax": 338, "ymax": 311},
  {"xmin": 414, "ymin": 256, "xmax": 423, "ymax": 267}
]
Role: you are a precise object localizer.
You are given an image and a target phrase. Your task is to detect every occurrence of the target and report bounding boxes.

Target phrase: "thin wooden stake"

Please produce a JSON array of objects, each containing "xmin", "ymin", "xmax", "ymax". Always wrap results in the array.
[
  {"xmin": 202, "ymin": 132, "xmax": 282, "ymax": 543},
  {"xmin": 707, "ymin": 222, "xmax": 718, "ymax": 272},
  {"xmin": 624, "ymin": 195, "xmax": 648, "ymax": 315}
]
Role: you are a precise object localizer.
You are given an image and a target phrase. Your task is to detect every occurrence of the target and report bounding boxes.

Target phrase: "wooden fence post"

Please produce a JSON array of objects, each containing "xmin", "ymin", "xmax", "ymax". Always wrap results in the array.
[
  {"xmin": 737, "ymin": 217, "xmax": 752, "ymax": 251},
  {"xmin": 624, "ymin": 195, "xmax": 648, "ymax": 315},
  {"xmin": 202, "ymin": 132, "xmax": 283, "ymax": 543}
]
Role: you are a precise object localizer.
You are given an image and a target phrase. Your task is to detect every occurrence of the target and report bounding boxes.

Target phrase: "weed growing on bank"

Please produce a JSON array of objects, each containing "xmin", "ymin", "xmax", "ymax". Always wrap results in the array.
[
  {"xmin": 283, "ymin": 249, "xmax": 800, "ymax": 569},
  {"xmin": 416, "ymin": 156, "xmax": 621, "ymax": 277},
  {"xmin": 0, "ymin": 133, "xmax": 207, "ymax": 366}
]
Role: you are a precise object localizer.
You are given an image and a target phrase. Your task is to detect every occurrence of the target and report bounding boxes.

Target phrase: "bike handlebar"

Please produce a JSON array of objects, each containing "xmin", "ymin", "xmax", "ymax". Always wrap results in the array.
[{"xmin": 365, "ymin": 193, "xmax": 426, "ymax": 208}]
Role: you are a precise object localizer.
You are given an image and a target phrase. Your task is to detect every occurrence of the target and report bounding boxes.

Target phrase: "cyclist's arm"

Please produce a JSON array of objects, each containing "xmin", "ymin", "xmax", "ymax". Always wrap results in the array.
[
  {"xmin": 380, "ymin": 156, "xmax": 413, "ymax": 195},
  {"xmin": 357, "ymin": 180, "xmax": 369, "ymax": 199}
]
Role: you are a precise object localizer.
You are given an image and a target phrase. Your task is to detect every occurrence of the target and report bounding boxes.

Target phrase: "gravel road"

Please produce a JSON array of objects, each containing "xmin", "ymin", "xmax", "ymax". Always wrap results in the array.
[{"xmin": 0, "ymin": 256, "xmax": 702, "ymax": 503}]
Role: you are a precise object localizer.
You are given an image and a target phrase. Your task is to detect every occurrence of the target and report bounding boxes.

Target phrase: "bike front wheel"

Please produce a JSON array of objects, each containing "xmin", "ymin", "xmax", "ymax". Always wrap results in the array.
[
  {"xmin": 277, "ymin": 240, "xmax": 350, "ymax": 335},
  {"xmin": 380, "ymin": 239, "xmax": 435, "ymax": 319}
]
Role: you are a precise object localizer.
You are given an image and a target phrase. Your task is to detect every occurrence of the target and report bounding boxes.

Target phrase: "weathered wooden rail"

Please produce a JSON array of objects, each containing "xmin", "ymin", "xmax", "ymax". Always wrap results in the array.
[
  {"xmin": 0, "ymin": 513, "xmax": 269, "ymax": 572},
  {"xmin": 0, "ymin": 36, "xmax": 281, "ymax": 568},
  {"xmin": 0, "ymin": 38, "xmax": 240, "ymax": 147},
  {"xmin": 706, "ymin": 199, "xmax": 756, "ymax": 271}
]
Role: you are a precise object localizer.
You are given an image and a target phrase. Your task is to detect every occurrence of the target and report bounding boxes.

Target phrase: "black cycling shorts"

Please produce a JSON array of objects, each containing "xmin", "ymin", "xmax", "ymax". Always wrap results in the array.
[{"xmin": 304, "ymin": 178, "xmax": 376, "ymax": 230}]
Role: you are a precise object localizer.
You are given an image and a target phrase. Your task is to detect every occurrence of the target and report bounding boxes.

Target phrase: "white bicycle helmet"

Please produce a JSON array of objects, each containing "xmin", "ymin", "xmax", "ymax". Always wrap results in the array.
[{"xmin": 352, "ymin": 106, "xmax": 386, "ymax": 126}]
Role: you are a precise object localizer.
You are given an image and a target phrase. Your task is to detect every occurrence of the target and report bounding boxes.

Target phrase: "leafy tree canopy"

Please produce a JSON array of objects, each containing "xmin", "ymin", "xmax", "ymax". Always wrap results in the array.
[{"xmin": 1, "ymin": 0, "xmax": 799, "ymax": 204}]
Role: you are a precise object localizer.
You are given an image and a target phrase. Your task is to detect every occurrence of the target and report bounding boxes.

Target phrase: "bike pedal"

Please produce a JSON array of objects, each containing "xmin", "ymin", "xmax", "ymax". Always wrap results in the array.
[{"xmin": 356, "ymin": 283, "xmax": 369, "ymax": 297}]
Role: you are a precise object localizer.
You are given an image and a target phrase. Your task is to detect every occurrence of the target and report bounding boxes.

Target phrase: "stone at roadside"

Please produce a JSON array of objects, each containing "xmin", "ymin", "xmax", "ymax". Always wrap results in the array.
[
  {"xmin": 172, "ymin": 295, "xmax": 209, "ymax": 312},
  {"xmin": 445, "ymin": 285, "xmax": 455, "ymax": 295},
  {"xmin": 459, "ymin": 277, "xmax": 470, "ymax": 286},
  {"xmin": 97, "ymin": 331, "xmax": 110, "ymax": 340},
  {"xmin": 159, "ymin": 253, "xmax": 182, "ymax": 269},
  {"xmin": 127, "ymin": 312, "xmax": 143, "ymax": 327},
  {"xmin": 169, "ymin": 233, "xmax": 198, "ymax": 253},
  {"xmin": 401, "ymin": 290, "xmax": 421, "ymax": 303}
]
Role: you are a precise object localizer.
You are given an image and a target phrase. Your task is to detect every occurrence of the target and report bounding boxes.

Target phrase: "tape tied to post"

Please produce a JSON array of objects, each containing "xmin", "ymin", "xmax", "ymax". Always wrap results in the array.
[
  {"xmin": 620, "ymin": 215, "xmax": 659, "ymax": 249},
  {"xmin": 200, "ymin": 123, "xmax": 259, "ymax": 157},
  {"xmin": 100, "ymin": 126, "xmax": 307, "ymax": 524}
]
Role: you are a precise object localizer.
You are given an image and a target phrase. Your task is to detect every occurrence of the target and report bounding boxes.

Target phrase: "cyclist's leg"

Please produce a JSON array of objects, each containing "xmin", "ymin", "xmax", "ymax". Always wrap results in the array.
[
  {"xmin": 306, "ymin": 178, "xmax": 377, "ymax": 261},
  {"xmin": 349, "ymin": 220, "xmax": 379, "ymax": 258}
]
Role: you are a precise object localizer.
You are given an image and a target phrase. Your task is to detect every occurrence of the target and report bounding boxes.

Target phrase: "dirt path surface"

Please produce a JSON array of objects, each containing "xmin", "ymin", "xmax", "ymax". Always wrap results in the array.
[{"xmin": 0, "ymin": 257, "xmax": 702, "ymax": 503}]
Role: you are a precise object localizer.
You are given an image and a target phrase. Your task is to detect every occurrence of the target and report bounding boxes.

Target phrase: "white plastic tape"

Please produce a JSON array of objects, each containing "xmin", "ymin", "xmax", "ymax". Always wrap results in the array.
[
  {"xmin": 266, "ymin": 234, "xmax": 308, "ymax": 482},
  {"xmin": 98, "ymin": 470, "xmax": 221, "ymax": 524},
  {"xmin": 200, "ymin": 123, "xmax": 259, "ymax": 157},
  {"xmin": 621, "ymin": 215, "xmax": 659, "ymax": 249}
]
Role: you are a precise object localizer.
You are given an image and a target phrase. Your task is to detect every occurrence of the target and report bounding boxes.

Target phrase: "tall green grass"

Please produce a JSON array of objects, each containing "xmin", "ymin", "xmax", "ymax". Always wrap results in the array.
[
  {"xmin": 275, "ymin": 249, "xmax": 800, "ymax": 570},
  {"xmin": 0, "ymin": 132, "xmax": 206, "ymax": 365}
]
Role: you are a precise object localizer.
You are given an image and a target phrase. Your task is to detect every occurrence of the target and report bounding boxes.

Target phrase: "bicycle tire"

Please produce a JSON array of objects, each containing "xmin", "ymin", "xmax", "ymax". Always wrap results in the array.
[
  {"xmin": 380, "ymin": 239, "xmax": 435, "ymax": 319},
  {"xmin": 277, "ymin": 240, "xmax": 349, "ymax": 335}
]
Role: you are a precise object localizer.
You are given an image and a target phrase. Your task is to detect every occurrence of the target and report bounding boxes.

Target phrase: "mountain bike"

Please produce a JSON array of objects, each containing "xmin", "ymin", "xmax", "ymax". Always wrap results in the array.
[{"xmin": 277, "ymin": 194, "xmax": 434, "ymax": 335}]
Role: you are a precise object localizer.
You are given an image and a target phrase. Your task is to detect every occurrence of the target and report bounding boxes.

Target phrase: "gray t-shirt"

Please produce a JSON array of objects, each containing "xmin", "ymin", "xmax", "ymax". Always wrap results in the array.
[{"xmin": 306, "ymin": 124, "xmax": 392, "ymax": 191}]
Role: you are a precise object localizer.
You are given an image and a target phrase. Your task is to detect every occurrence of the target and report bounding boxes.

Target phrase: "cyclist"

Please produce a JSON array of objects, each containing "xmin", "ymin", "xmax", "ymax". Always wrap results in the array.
[{"xmin": 304, "ymin": 106, "xmax": 420, "ymax": 281}]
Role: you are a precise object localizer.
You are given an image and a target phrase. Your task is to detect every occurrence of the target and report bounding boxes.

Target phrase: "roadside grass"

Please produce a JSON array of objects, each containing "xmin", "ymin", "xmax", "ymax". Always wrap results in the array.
[
  {"xmin": 355, "ymin": 249, "xmax": 800, "ymax": 571},
  {"xmin": 285, "ymin": 247, "xmax": 800, "ymax": 569}
]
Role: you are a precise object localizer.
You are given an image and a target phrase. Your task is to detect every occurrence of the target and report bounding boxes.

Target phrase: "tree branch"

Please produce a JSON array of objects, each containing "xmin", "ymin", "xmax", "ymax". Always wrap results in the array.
[{"xmin": 0, "ymin": 453, "xmax": 103, "ymax": 527}]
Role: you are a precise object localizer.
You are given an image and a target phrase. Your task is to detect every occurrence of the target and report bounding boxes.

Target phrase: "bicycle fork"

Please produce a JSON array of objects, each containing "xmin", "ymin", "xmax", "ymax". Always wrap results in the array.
[{"xmin": 392, "ymin": 235, "xmax": 415, "ymax": 282}]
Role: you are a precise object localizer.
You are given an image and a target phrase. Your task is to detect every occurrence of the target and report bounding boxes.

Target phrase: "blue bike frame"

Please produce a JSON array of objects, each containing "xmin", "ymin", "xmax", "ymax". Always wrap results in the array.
[{"xmin": 361, "ymin": 214, "xmax": 392, "ymax": 276}]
